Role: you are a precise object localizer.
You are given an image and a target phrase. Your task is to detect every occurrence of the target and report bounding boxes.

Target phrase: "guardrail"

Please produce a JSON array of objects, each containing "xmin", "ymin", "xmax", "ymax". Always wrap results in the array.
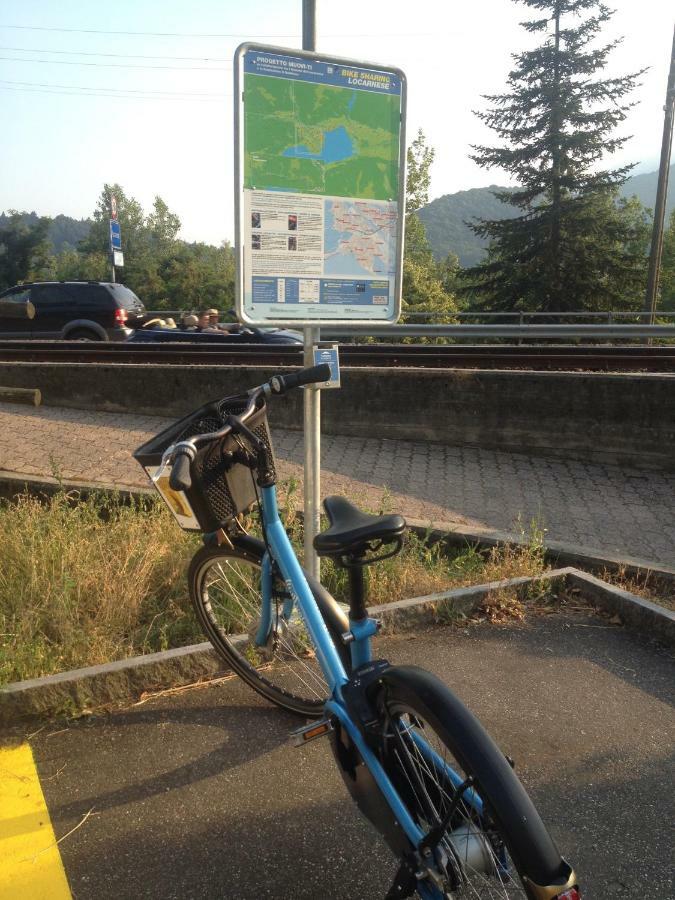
[
  {"xmin": 145, "ymin": 311, "xmax": 675, "ymax": 341},
  {"xmin": 318, "ymin": 324, "xmax": 675, "ymax": 338},
  {"xmin": 149, "ymin": 308, "xmax": 675, "ymax": 324},
  {"xmin": 402, "ymin": 311, "xmax": 675, "ymax": 322}
]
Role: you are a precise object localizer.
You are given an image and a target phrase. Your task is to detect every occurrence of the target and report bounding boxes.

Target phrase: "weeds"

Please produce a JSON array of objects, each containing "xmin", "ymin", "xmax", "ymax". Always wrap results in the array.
[
  {"xmin": 0, "ymin": 490, "xmax": 200, "ymax": 685},
  {"xmin": 603, "ymin": 566, "xmax": 675, "ymax": 611},
  {"xmin": 1, "ymin": 486, "xmax": 552, "ymax": 685}
]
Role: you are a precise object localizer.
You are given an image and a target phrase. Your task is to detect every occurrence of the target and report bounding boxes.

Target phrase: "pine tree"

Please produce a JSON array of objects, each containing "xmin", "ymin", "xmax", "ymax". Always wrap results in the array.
[{"xmin": 462, "ymin": 0, "xmax": 649, "ymax": 313}]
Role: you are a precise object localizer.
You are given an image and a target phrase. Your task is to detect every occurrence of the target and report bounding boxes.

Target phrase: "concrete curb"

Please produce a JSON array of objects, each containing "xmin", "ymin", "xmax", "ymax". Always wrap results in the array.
[
  {"xmin": 406, "ymin": 517, "xmax": 675, "ymax": 589},
  {"xmin": 2, "ymin": 470, "xmax": 672, "ymax": 584},
  {"xmin": 3, "ymin": 566, "xmax": 673, "ymax": 725},
  {"xmin": 566, "ymin": 569, "xmax": 675, "ymax": 645},
  {"xmin": 0, "ymin": 469, "xmax": 152, "ymax": 504}
]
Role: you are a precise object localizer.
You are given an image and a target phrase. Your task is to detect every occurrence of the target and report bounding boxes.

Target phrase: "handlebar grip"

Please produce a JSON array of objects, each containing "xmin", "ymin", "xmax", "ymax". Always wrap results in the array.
[
  {"xmin": 169, "ymin": 451, "xmax": 192, "ymax": 492},
  {"xmin": 270, "ymin": 363, "xmax": 331, "ymax": 394}
]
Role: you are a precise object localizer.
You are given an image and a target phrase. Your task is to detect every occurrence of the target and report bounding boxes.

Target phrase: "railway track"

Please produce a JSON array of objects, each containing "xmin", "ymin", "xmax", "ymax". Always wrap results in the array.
[{"xmin": 0, "ymin": 341, "xmax": 674, "ymax": 371}]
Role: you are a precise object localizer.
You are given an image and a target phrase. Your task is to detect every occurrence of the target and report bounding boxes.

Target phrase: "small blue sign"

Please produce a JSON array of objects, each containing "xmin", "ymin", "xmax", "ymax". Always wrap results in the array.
[
  {"xmin": 313, "ymin": 344, "xmax": 340, "ymax": 389},
  {"xmin": 109, "ymin": 220, "xmax": 122, "ymax": 251}
]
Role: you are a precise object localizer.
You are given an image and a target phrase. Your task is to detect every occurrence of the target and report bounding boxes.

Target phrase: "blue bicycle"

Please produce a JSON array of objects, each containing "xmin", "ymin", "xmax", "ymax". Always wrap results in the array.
[{"xmin": 135, "ymin": 365, "xmax": 580, "ymax": 900}]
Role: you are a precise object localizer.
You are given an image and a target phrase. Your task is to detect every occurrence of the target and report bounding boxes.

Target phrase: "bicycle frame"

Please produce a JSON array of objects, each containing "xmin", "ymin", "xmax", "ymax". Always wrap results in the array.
[{"xmin": 256, "ymin": 483, "xmax": 461, "ymax": 899}]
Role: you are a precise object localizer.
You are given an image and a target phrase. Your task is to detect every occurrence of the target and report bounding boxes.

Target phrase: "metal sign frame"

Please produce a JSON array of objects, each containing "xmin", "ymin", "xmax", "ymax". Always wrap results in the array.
[{"xmin": 234, "ymin": 42, "xmax": 407, "ymax": 328}]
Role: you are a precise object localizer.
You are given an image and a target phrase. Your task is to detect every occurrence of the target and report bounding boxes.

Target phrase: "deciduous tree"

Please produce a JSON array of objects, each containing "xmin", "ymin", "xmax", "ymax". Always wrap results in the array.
[
  {"xmin": 0, "ymin": 211, "xmax": 52, "ymax": 290},
  {"xmin": 403, "ymin": 131, "xmax": 456, "ymax": 322}
]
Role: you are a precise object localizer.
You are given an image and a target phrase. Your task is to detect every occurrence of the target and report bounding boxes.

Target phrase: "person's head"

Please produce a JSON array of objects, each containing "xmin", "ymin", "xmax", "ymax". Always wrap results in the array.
[
  {"xmin": 183, "ymin": 314, "xmax": 198, "ymax": 328},
  {"xmin": 197, "ymin": 310, "xmax": 211, "ymax": 329},
  {"xmin": 207, "ymin": 307, "xmax": 219, "ymax": 326}
]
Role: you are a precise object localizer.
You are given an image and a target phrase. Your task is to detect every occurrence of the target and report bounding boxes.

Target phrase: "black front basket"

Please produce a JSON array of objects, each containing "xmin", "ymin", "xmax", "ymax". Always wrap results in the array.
[{"xmin": 134, "ymin": 395, "xmax": 275, "ymax": 532}]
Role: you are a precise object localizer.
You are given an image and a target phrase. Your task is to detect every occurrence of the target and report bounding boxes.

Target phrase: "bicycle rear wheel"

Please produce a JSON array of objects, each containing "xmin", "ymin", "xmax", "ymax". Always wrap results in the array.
[
  {"xmin": 373, "ymin": 666, "xmax": 578, "ymax": 899},
  {"xmin": 188, "ymin": 540, "xmax": 350, "ymax": 717}
]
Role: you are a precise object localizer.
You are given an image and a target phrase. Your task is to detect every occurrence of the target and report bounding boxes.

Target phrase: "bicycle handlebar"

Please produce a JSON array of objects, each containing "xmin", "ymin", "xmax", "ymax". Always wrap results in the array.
[
  {"xmin": 169, "ymin": 448, "xmax": 194, "ymax": 492},
  {"xmin": 163, "ymin": 364, "xmax": 332, "ymax": 491},
  {"xmin": 269, "ymin": 363, "xmax": 330, "ymax": 395}
]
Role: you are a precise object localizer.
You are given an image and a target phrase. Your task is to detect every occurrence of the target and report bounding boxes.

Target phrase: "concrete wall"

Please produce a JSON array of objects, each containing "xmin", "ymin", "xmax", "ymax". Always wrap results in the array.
[{"xmin": 0, "ymin": 361, "xmax": 672, "ymax": 469}]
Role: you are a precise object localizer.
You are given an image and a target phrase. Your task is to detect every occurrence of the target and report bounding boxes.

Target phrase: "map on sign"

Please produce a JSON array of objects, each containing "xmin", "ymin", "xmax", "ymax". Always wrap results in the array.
[
  {"xmin": 244, "ymin": 78, "xmax": 400, "ymax": 201},
  {"xmin": 324, "ymin": 199, "xmax": 397, "ymax": 278},
  {"xmin": 235, "ymin": 45, "xmax": 406, "ymax": 324}
]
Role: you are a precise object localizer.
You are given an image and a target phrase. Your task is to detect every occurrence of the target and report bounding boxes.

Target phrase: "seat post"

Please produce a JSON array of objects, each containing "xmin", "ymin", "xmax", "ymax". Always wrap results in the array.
[{"xmin": 346, "ymin": 553, "xmax": 368, "ymax": 621}]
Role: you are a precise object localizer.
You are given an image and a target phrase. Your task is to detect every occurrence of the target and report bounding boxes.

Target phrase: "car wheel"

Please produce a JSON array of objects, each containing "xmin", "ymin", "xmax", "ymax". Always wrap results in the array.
[{"xmin": 67, "ymin": 329, "xmax": 102, "ymax": 342}]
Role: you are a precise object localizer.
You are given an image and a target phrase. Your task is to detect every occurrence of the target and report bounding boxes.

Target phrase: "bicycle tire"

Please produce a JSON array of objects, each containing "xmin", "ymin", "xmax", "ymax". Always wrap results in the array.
[
  {"xmin": 372, "ymin": 666, "xmax": 577, "ymax": 899},
  {"xmin": 188, "ymin": 538, "xmax": 351, "ymax": 717}
]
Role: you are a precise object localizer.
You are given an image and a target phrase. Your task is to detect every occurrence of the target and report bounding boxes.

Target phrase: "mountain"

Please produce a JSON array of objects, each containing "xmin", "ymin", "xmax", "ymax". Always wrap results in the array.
[
  {"xmin": 417, "ymin": 186, "xmax": 517, "ymax": 267},
  {"xmin": 617, "ymin": 165, "xmax": 675, "ymax": 212},
  {"xmin": 0, "ymin": 211, "xmax": 92, "ymax": 253},
  {"xmin": 418, "ymin": 164, "xmax": 675, "ymax": 266}
]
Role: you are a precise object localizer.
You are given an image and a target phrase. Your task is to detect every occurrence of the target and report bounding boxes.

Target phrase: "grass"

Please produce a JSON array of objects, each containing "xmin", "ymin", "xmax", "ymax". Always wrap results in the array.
[
  {"xmin": 0, "ymin": 490, "xmax": 201, "ymax": 686},
  {"xmin": 0, "ymin": 484, "xmax": 560, "ymax": 686},
  {"xmin": 603, "ymin": 567, "xmax": 675, "ymax": 612},
  {"xmin": 279, "ymin": 480, "xmax": 549, "ymax": 608}
]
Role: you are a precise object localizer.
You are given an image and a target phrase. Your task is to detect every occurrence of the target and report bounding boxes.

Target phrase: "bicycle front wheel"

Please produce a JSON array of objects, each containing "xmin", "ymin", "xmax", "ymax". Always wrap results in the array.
[
  {"xmin": 373, "ymin": 666, "xmax": 578, "ymax": 899},
  {"xmin": 188, "ymin": 541, "xmax": 350, "ymax": 717}
]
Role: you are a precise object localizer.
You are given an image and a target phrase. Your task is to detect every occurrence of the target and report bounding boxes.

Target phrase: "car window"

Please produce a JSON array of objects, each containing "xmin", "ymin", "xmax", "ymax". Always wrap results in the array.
[
  {"xmin": 2, "ymin": 287, "xmax": 31, "ymax": 303},
  {"xmin": 62, "ymin": 284, "xmax": 110, "ymax": 309},
  {"xmin": 108, "ymin": 284, "xmax": 145, "ymax": 311},
  {"xmin": 30, "ymin": 284, "xmax": 70, "ymax": 306}
]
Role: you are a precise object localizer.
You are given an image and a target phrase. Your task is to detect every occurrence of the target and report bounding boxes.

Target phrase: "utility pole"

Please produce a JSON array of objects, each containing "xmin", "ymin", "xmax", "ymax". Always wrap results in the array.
[
  {"xmin": 644, "ymin": 25, "xmax": 675, "ymax": 323},
  {"xmin": 301, "ymin": 0, "xmax": 321, "ymax": 580}
]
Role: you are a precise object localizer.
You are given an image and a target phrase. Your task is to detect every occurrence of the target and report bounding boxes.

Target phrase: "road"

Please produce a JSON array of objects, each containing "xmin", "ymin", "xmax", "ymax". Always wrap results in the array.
[{"xmin": 3, "ymin": 612, "xmax": 673, "ymax": 899}]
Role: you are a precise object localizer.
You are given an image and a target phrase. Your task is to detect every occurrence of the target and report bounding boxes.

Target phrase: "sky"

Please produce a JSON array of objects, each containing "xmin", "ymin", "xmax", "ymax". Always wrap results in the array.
[{"xmin": 0, "ymin": 0, "xmax": 673, "ymax": 246}]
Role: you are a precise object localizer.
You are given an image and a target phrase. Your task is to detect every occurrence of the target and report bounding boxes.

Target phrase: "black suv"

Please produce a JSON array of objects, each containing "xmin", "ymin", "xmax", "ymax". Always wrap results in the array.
[{"xmin": 0, "ymin": 281, "xmax": 146, "ymax": 341}]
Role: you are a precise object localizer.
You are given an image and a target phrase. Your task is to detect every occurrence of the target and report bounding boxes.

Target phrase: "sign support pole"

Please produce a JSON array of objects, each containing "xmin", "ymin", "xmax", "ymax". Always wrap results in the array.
[{"xmin": 302, "ymin": 0, "xmax": 321, "ymax": 580}]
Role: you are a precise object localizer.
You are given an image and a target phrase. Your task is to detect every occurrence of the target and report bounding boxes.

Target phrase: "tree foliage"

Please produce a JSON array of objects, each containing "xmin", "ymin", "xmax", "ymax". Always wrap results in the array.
[
  {"xmin": 660, "ymin": 209, "xmax": 675, "ymax": 312},
  {"xmin": 67, "ymin": 184, "xmax": 235, "ymax": 310},
  {"xmin": 0, "ymin": 212, "xmax": 52, "ymax": 291},
  {"xmin": 402, "ymin": 130, "xmax": 457, "ymax": 322},
  {"xmin": 462, "ymin": 0, "xmax": 649, "ymax": 312}
]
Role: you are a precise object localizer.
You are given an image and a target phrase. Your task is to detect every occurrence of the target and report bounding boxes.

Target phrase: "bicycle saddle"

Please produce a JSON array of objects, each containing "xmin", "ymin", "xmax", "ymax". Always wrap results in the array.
[{"xmin": 313, "ymin": 495, "xmax": 406, "ymax": 557}]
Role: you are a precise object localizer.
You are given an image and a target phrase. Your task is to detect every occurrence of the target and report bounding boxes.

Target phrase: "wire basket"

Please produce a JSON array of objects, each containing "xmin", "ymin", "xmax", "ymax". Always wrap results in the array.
[{"xmin": 134, "ymin": 395, "xmax": 275, "ymax": 532}]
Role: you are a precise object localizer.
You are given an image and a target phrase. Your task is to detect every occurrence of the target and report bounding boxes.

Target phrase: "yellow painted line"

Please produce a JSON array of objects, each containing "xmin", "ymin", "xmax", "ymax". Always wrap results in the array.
[{"xmin": 0, "ymin": 744, "xmax": 71, "ymax": 899}]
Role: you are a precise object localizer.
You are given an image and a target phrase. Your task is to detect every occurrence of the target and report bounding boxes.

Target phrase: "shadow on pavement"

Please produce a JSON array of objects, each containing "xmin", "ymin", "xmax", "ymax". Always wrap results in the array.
[{"xmin": 41, "ymin": 699, "xmax": 297, "ymax": 823}]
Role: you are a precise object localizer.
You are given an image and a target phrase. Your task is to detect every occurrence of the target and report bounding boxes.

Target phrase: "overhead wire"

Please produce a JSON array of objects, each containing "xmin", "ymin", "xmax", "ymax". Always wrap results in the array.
[
  {"xmin": 0, "ymin": 84, "xmax": 227, "ymax": 101},
  {"xmin": 0, "ymin": 55, "xmax": 231, "ymax": 70},
  {"xmin": 0, "ymin": 24, "xmax": 300, "ymax": 38},
  {"xmin": 0, "ymin": 45, "xmax": 232, "ymax": 62},
  {"xmin": 0, "ymin": 24, "xmax": 432, "ymax": 39},
  {"xmin": 0, "ymin": 78, "xmax": 228, "ymax": 97}
]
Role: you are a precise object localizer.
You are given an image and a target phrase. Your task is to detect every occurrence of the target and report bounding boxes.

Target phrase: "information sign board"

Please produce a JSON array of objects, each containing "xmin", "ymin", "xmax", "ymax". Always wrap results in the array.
[
  {"xmin": 234, "ymin": 44, "xmax": 406, "ymax": 326},
  {"xmin": 109, "ymin": 220, "xmax": 122, "ymax": 251}
]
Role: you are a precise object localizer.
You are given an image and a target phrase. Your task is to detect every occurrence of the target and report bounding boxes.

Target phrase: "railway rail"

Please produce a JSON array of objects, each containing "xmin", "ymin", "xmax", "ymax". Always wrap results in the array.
[{"xmin": 0, "ymin": 341, "xmax": 674, "ymax": 371}]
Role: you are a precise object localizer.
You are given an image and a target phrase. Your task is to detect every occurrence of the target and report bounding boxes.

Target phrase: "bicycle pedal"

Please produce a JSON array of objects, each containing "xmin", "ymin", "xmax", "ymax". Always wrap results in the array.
[{"xmin": 290, "ymin": 718, "xmax": 333, "ymax": 747}]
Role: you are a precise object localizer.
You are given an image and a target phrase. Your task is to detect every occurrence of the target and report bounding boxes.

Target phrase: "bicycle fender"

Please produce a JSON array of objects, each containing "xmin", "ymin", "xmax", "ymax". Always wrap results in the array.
[{"xmin": 373, "ymin": 665, "xmax": 575, "ymax": 895}]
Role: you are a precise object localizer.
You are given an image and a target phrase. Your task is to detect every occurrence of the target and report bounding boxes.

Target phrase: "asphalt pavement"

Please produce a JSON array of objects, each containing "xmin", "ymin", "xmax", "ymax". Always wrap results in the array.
[{"xmin": 5, "ymin": 612, "xmax": 673, "ymax": 900}]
